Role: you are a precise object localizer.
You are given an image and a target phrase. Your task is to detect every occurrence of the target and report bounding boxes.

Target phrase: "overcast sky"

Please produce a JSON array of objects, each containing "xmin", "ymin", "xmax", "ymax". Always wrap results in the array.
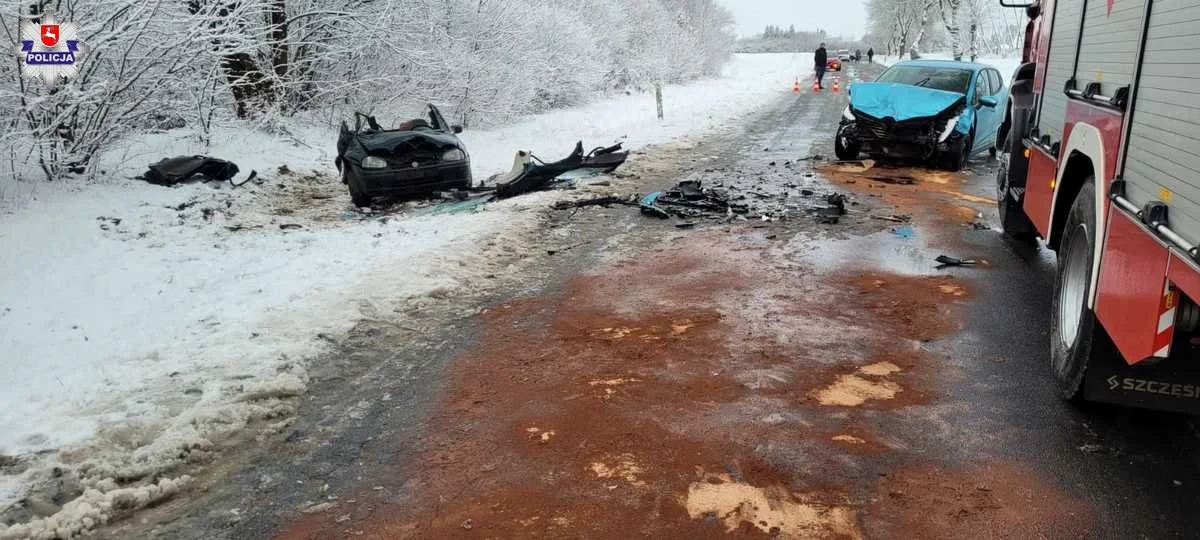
[{"xmin": 715, "ymin": 0, "xmax": 869, "ymax": 39}]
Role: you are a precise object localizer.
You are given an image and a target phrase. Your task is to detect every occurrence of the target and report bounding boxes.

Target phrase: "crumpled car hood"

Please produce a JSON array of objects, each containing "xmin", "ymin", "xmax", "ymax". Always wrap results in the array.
[
  {"xmin": 357, "ymin": 130, "xmax": 460, "ymax": 154},
  {"xmin": 849, "ymin": 82, "xmax": 966, "ymax": 121}
]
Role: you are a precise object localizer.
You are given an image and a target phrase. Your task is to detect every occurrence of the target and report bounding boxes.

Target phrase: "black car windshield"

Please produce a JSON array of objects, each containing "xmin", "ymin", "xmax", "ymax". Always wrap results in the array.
[{"xmin": 875, "ymin": 65, "xmax": 973, "ymax": 94}]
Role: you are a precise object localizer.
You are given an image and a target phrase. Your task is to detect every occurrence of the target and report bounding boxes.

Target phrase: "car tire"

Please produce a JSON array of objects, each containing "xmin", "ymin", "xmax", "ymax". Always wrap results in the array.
[
  {"xmin": 834, "ymin": 124, "xmax": 860, "ymax": 160},
  {"xmin": 996, "ymin": 128, "xmax": 1037, "ymax": 242},
  {"xmin": 345, "ymin": 168, "xmax": 370, "ymax": 208},
  {"xmin": 1050, "ymin": 179, "xmax": 1114, "ymax": 401},
  {"xmin": 938, "ymin": 128, "xmax": 973, "ymax": 171}
]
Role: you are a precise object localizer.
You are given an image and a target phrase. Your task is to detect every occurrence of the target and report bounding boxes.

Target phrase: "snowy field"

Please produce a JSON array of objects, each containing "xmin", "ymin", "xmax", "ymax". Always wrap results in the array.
[{"xmin": 0, "ymin": 53, "xmax": 804, "ymax": 536}]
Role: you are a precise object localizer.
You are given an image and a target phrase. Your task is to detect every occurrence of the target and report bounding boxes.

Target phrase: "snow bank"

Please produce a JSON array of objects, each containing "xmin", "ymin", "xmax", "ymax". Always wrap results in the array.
[{"xmin": 0, "ymin": 53, "xmax": 802, "ymax": 535}]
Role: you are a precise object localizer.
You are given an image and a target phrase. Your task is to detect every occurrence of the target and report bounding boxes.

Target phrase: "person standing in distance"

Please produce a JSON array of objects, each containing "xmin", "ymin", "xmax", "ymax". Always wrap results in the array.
[
  {"xmin": 867, "ymin": 47, "xmax": 874, "ymax": 63},
  {"xmin": 814, "ymin": 42, "xmax": 827, "ymax": 89}
]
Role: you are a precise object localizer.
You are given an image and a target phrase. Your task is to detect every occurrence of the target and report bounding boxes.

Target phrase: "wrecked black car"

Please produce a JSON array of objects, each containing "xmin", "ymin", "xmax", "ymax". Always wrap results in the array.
[{"xmin": 336, "ymin": 104, "xmax": 471, "ymax": 206}]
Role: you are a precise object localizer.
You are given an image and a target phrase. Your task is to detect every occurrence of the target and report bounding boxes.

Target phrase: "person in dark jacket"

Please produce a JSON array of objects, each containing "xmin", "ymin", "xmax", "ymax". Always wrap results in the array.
[
  {"xmin": 814, "ymin": 43, "xmax": 828, "ymax": 89},
  {"xmin": 867, "ymin": 47, "xmax": 874, "ymax": 63},
  {"xmin": 855, "ymin": 49, "xmax": 862, "ymax": 62}
]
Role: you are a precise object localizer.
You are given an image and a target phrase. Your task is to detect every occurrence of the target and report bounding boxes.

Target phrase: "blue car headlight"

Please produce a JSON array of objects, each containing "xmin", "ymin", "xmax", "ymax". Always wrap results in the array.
[{"xmin": 938, "ymin": 115, "xmax": 962, "ymax": 143}]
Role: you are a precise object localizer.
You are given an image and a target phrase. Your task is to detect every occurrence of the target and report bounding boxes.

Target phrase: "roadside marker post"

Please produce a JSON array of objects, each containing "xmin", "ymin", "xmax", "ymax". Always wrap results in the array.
[{"xmin": 793, "ymin": 78, "xmax": 800, "ymax": 93}]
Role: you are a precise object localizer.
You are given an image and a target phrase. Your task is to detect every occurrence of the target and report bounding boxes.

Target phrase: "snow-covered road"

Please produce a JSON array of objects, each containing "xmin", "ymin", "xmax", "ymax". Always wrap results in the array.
[{"xmin": 0, "ymin": 53, "xmax": 806, "ymax": 537}]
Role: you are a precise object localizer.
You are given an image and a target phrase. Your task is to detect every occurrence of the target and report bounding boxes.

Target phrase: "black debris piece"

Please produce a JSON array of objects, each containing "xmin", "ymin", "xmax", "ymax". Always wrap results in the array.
[
  {"xmin": 140, "ymin": 156, "xmax": 239, "ymax": 186},
  {"xmin": 935, "ymin": 255, "xmax": 978, "ymax": 268},
  {"xmin": 825, "ymin": 193, "xmax": 847, "ymax": 215},
  {"xmin": 552, "ymin": 195, "xmax": 636, "ymax": 210},
  {"xmin": 279, "ymin": 223, "xmax": 303, "ymax": 230},
  {"xmin": 675, "ymin": 222, "xmax": 697, "ymax": 229}
]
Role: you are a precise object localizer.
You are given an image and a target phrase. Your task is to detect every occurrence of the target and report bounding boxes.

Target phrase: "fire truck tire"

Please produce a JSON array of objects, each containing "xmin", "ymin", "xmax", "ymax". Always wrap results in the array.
[
  {"xmin": 1050, "ymin": 179, "xmax": 1112, "ymax": 401},
  {"xmin": 996, "ymin": 131, "xmax": 1037, "ymax": 242}
]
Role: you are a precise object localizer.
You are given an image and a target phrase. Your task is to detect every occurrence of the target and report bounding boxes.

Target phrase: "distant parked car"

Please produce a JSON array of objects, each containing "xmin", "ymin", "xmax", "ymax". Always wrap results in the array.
[
  {"xmin": 336, "ymin": 104, "xmax": 472, "ymax": 207},
  {"xmin": 827, "ymin": 57, "xmax": 842, "ymax": 72},
  {"xmin": 837, "ymin": 49, "xmax": 852, "ymax": 62},
  {"xmin": 834, "ymin": 59, "xmax": 1009, "ymax": 171}
]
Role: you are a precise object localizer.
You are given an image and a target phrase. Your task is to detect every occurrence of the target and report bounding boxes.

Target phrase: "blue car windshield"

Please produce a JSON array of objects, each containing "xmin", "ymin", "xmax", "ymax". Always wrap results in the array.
[{"xmin": 876, "ymin": 66, "xmax": 972, "ymax": 94}]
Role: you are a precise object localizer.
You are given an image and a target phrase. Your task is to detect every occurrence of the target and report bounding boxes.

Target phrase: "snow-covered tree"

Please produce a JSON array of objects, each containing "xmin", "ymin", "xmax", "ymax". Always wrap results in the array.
[{"xmin": 0, "ymin": 0, "xmax": 735, "ymax": 182}]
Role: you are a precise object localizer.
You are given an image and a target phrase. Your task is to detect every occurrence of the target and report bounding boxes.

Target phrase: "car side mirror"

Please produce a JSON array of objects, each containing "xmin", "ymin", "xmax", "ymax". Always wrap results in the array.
[
  {"xmin": 980, "ymin": 96, "xmax": 999, "ymax": 108},
  {"xmin": 452, "ymin": 125, "xmax": 463, "ymax": 134}
]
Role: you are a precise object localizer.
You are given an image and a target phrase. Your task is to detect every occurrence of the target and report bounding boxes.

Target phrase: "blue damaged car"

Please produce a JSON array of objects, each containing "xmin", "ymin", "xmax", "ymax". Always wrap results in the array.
[{"xmin": 834, "ymin": 59, "xmax": 1009, "ymax": 171}]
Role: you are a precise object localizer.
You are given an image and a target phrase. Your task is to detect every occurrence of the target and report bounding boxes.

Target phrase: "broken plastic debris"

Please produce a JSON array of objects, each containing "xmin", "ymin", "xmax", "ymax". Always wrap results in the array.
[{"xmin": 935, "ymin": 255, "xmax": 977, "ymax": 267}]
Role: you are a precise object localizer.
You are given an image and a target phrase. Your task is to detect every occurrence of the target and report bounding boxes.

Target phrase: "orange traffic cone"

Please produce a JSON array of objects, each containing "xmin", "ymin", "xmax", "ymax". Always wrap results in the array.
[
  {"xmin": 793, "ymin": 78, "xmax": 800, "ymax": 93},
  {"xmin": 833, "ymin": 76, "xmax": 841, "ymax": 93},
  {"xmin": 812, "ymin": 78, "xmax": 821, "ymax": 93}
]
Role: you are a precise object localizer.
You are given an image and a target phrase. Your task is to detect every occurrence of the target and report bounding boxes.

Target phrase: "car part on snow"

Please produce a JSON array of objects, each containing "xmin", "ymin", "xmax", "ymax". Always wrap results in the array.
[
  {"xmin": 140, "ymin": 155, "xmax": 243, "ymax": 186},
  {"xmin": 494, "ymin": 143, "xmax": 586, "ymax": 198},
  {"xmin": 492, "ymin": 142, "xmax": 629, "ymax": 199},
  {"xmin": 336, "ymin": 104, "xmax": 472, "ymax": 207}
]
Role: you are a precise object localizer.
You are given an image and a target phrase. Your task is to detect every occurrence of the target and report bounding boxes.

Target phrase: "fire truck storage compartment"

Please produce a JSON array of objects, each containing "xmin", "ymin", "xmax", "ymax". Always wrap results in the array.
[
  {"xmin": 1037, "ymin": 0, "xmax": 1084, "ymax": 144},
  {"xmin": 1122, "ymin": 0, "xmax": 1200, "ymax": 248},
  {"xmin": 1074, "ymin": 0, "xmax": 1146, "ymax": 99},
  {"xmin": 1036, "ymin": 0, "xmax": 1147, "ymax": 144}
]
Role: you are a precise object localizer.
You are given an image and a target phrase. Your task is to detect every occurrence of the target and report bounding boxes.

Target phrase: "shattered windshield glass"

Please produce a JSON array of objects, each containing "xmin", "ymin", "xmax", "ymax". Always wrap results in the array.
[{"xmin": 876, "ymin": 66, "xmax": 973, "ymax": 94}]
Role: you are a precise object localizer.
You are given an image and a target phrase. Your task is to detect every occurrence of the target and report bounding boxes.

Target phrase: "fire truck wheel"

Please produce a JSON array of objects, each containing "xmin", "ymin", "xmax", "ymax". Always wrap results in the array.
[
  {"xmin": 996, "ymin": 133, "xmax": 1037, "ymax": 242},
  {"xmin": 1050, "ymin": 179, "xmax": 1106, "ymax": 401}
]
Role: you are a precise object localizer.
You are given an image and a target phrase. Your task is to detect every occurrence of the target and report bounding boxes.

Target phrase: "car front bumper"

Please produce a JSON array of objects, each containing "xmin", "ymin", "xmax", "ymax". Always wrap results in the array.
[
  {"xmin": 348, "ymin": 160, "xmax": 472, "ymax": 196},
  {"xmin": 839, "ymin": 117, "xmax": 965, "ymax": 160}
]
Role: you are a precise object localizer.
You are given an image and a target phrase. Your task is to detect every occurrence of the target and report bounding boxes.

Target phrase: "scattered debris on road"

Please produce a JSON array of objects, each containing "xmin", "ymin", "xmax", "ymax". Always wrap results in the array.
[
  {"xmin": 935, "ymin": 255, "xmax": 978, "ymax": 268},
  {"xmin": 551, "ymin": 195, "xmax": 637, "ymax": 210}
]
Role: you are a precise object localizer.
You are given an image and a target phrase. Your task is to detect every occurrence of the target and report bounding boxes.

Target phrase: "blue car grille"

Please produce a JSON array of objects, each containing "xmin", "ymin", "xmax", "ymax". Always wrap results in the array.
[{"xmin": 853, "ymin": 112, "xmax": 938, "ymax": 143}]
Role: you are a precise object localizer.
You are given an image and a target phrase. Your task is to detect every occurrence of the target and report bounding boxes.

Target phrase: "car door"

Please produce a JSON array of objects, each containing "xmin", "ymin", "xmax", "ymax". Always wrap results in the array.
[{"xmin": 972, "ymin": 70, "xmax": 999, "ymax": 151}]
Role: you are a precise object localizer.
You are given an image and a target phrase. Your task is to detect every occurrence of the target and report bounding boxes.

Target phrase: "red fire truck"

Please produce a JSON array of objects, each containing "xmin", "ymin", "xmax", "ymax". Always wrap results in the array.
[{"xmin": 997, "ymin": 0, "xmax": 1200, "ymax": 412}]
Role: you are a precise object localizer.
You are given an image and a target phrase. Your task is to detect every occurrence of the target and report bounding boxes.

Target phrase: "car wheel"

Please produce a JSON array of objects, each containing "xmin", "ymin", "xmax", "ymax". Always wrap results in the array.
[
  {"xmin": 938, "ymin": 128, "xmax": 973, "ymax": 171},
  {"xmin": 1050, "ymin": 179, "xmax": 1115, "ymax": 401},
  {"xmin": 834, "ymin": 124, "xmax": 860, "ymax": 160},
  {"xmin": 345, "ymin": 168, "xmax": 370, "ymax": 208}
]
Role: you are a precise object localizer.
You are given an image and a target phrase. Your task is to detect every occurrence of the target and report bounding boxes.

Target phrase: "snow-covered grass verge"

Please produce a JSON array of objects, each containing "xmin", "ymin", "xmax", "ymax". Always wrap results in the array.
[{"xmin": 0, "ymin": 53, "xmax": 802, "ymax": 537}]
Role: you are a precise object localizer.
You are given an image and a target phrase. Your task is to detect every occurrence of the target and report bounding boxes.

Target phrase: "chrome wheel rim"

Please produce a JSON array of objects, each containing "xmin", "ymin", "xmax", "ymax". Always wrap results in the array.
[{"xmin": 1057, "ymin": 224, "xmax": 1089, "ymax": 352}]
